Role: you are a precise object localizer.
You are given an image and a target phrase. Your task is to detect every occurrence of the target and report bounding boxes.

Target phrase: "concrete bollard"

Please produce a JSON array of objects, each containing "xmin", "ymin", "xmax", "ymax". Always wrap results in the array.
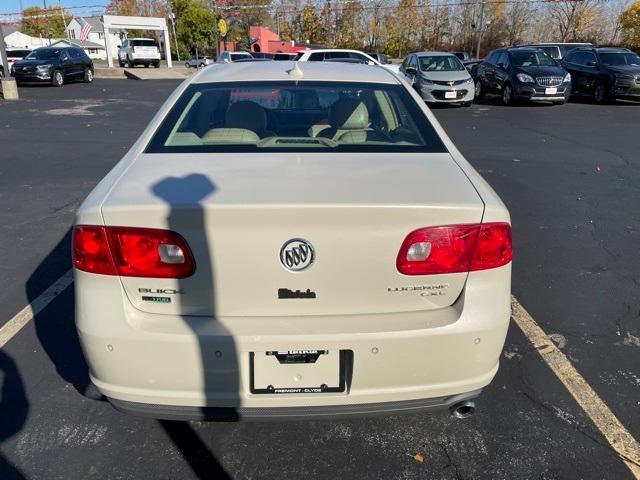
[{"xmin": 1, "ymin": 78, "xmax": 19, "ymax": 100}]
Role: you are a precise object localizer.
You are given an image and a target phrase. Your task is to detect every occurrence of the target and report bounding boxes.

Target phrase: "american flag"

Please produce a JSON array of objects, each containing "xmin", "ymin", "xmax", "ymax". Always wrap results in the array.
[{"xmin": 79, "ymin": 17, "xmax": 92, "ymax": 41}]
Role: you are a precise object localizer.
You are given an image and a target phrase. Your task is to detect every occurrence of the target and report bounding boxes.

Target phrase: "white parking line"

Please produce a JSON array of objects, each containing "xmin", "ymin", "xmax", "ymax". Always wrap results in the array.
[
  {"xmin": 0, "ymin": 270, "xmax": 73, "ymax": 349},
  {"xmin": 512, "ymin": 296, "xmax": 640, "ymax": 478}
]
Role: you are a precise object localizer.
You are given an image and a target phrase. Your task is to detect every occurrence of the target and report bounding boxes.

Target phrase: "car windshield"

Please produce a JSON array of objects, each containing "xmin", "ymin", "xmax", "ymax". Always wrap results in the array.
[
  {"xmin": 599, "ymin": 52, "xmax": 640, "ymax": 66},
  {"xmin": 25, "ymin": 49, "xmax": 61, "ymax": 60},
  {"xmin": 511, "ymin": 51, "xmax": 556, "ymax": 67},
  {"xmin": 419, "ymin": 56, "xmax": 465, "ymax": 72},
  {"xmin": 146, "ymin": 81, "xmax": 446, "ymax": 153}
]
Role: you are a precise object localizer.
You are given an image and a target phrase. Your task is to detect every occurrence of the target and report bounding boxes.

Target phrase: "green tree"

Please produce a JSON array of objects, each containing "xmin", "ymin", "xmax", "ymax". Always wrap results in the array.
[
  {"xmin": 170, "ymin": 0, "xmax": 216, "ymax": 55},
  {"xmin": 299, "ymin": 4, "xmax": 324, "ymax": 44},
  {"xmin": 337, "ymin": 0, "xmax": 366, "ymax": 49},
  {"xmin": 621, "ymin": 1, "xmax": 640, "ymax": 50},
  {"xmin": 22, "ymin": 6, "xmax": 70, "ymax": 38}
]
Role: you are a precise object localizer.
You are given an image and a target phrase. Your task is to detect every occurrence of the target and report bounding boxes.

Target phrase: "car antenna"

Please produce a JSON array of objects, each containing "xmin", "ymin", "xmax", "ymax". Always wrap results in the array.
[{"xmin": 287, "ymin": 62, "xmax": 303, "ymax": 79}]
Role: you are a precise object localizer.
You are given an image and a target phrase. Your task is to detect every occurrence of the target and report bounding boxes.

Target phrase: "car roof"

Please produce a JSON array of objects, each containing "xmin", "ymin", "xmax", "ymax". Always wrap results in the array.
[
  {"xmin": 301, "ymin": 49, "xmax": 370, "ymax": 54},
  {"xmin": 192, "ymin": 61, "xmax": 400, "ymax": 85},
  {"xmin": 573, "ymin": 46, "xmax": 630, "ymax": 52},
  {"xmin": 413, "ymin": 51, "xmax": 459, "ymax": 57}
]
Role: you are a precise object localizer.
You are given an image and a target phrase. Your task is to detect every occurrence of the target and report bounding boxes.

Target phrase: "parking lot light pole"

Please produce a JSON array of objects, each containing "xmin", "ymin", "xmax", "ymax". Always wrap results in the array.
[{"xmin": 0, "ymin": 25, "xmax": 19, "ymax": 100}]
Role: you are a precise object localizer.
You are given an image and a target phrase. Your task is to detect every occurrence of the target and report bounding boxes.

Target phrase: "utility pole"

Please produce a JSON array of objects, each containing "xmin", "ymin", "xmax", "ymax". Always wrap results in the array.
[
  {"xmin": 43, "ymin": 0, "xmax": 51, "ymax": 45},
  {"xmin": 58, "ymin": 0, "xmax": 69, "ymax": 40},
  {"xmin": 169, "ymin": 11, "xmax": 180, "ymax": 62},
  {"xmin": 475, "ymin": 1, "xmax": 485, "ymax": 59},
  {"xmin": 0, "ymin": 24, "xmax": 19, "ymax": 99}
]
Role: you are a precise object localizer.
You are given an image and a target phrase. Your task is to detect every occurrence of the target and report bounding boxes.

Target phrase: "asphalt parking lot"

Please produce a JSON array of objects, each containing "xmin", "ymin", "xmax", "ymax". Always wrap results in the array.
[{"xmin": 0, "ymin": 79, "xmax": 638, "ymax": 479}]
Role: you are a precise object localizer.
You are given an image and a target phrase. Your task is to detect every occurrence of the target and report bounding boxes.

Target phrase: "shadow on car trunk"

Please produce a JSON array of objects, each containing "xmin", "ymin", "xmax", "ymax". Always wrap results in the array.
[{"xmin": 153, "ymin": 173, "xmax": 237, "ymax": 479}]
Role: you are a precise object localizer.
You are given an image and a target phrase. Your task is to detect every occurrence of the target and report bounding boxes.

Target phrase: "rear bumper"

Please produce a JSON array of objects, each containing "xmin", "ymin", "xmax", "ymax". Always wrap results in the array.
[
  {"xmin": 108, "ymin": 389, "xmax": 482, "ymax": 421},
  {"xmin": 76, "ymin": 265, "xmax": 511, "ymax": 418}
]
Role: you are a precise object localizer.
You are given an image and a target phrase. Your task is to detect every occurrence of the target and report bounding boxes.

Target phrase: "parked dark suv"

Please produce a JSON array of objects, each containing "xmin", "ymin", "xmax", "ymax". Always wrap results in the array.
[
  {"xmin": 562, "ymin": 47, "xmax": 640, "ymax": 103},
  {"xmin": 474, "ymin": 47, "xmax": 571, "ymax": 105},
  {"xmin": 11, "ymin": 47, "xmax": 93, "ymax": 87}
]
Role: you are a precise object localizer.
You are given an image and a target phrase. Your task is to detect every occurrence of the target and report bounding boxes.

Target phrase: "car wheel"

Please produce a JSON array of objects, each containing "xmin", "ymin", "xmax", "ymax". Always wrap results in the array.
[
  {"xmin": 199, "ymin": 63, "xmax": 205, "ymax": 68},
  {"xmin": 474, "ymin": 79, "xmax": 485, "ymax": 99},
  {"xmin": 144, "ymin": 63, "xmax": 149, "ymax": 68},
  {"xmin": 126, "ymin": 57, "xmax": 133, "ymax": 68},
  {"xmin": 83, "ymin": 68, "xmax": 94, "ymax": 83},
  {"xmin": 594, "ymin": 84, "xmax": 609, "ymax": 104},
  {"xmin": 184, "ymin": 62, "xmax": 190, "ymax": 69},
  {"xmin": 461, "ymin": 101, "xmax": 472, "ymax": 107},
  {"xmin": 51, "ymin": 70, "xmax": 64, "ymax": 87},
  {"xmin": 118, "ymin": 59, "xmax": 124, "ymax": 67},
  {"xmin": 154, "ymin": 62, "xmax": 160, "ymax": 68},
  {"xmin": 502, "ymin": 83, "xmax": 514, "ymax": 106},
  {"xmin": 553, "ymin": 100, "xmax": 565, "ymax": 105}
]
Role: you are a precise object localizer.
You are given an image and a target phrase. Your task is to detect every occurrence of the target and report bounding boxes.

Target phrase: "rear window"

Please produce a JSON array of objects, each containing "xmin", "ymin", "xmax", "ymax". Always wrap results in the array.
[
  {"xmin": 8, "ymin": 50, "xmax": 31, "ymax": 58},
  {"xmin": 131, "ymin": 40, "xmax": 157, "ymax": 47},
  {"xmin": 145, "ymin": 81, "xmax": 446, "ymax": 154}
]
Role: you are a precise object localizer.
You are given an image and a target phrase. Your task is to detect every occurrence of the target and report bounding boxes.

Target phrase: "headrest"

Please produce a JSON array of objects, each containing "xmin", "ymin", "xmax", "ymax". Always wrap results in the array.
[
  {"xmin": 201, "ymin": 128, "xmax": 260, "ymax": 144},
  {"xmin": 329, "ymin": 98, "xmax": 369, "ymax": 130},
  {"xmin": 226, "ymin": 101, "xmax": 267, "ymax": 132}
]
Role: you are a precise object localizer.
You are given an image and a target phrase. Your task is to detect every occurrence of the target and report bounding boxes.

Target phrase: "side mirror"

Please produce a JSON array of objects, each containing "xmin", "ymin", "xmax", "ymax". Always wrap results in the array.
[
  {"xmin": 223, "ymin": 58, "xmax": 230, "ymax": 63},
  {"xmin": 497, "ymin": 62, "xmax": 506, "ymax": 70},
  {"xmin": 61, "ymin": 55, "xmax": 69, "ymax": 62},
  {"xmin": 586, "ymin": 60, "xmax": 597, "ymax": 67},
  {"xmin": 405, "ymin": 66, "xmax": 417, "ymax": 75},
  {"xmin": 367, "ymin": 60, "xmax": 375, "ymax": 66},
  {"xmin": 117, "ymin": 45, "xmax": 121, "ymax": 49}
]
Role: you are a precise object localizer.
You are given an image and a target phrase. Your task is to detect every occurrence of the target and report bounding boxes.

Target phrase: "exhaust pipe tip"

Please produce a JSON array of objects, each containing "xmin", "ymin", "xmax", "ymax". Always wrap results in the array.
[{"xmin": 450, "ymin": 400, "xmax": 476, "ymax": 419}]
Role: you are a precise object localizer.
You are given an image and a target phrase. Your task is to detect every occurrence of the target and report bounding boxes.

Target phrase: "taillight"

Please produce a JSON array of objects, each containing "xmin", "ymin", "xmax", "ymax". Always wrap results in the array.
[
  {"xmin": 72, "ymin": 225, "xmax": 195, "ymax": 278},
  {"xmin": 396, "ymin": 222, "xmax": 512, "ymax": 275}
]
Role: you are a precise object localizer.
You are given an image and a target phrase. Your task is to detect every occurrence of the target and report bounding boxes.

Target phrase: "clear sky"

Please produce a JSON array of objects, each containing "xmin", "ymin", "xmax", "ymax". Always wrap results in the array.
[{"xmin": 0, "ymin": 0, "xmax": 109, "ymax": 15}]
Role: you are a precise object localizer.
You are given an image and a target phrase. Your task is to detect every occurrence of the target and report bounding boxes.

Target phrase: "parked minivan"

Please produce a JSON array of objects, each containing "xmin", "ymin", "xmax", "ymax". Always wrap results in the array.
[{"xmin": 523, "ymin": 43, "xmax": 593, "ymax": 60}]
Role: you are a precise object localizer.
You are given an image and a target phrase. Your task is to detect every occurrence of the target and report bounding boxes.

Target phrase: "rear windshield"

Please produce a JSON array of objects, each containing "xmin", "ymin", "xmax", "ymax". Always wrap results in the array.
[
  {"xmin": 25, "ymin": 49, "xmax": 62, "ymax": 60},
  {"xmin": 599, "ymin": 52, "xmax": 640, "ymax": 66},
  {"xmin": 8, "ymin": 50, "xmax": 31, "ymax": 58},
  {"xmin": 230, "ymin": 53, "xmax": 251, "ymax": 61},
  {"xmin": 419, "ymin": 55, "xmax": 465, "ymax": 72},
  {"xmin": 511, "ymin": 50, "xmax": 556, "ymax": 67},
  {"xmin": 132, "ymin": 40, "xmax": 157, "ymax": 47},
  {"xmin": 145, "ymin": 81, "xmax": 446, "ymax": 154}
]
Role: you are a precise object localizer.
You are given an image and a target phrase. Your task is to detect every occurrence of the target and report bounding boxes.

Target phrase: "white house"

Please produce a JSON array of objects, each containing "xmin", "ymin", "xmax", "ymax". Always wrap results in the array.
[
  {"xmin": 1, "ymin": 24, "xmax": 51, "ymax": 50},
  {"xmin": 48, "ymin": 38, "xmax": 107, "ymax": 59},
  {"xmin": 66, "ymin": 16, "xmax": 123, "ymax": 59}
]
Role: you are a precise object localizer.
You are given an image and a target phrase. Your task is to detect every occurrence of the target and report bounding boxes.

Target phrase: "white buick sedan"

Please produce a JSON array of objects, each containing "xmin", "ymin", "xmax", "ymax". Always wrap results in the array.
[{"xmin": 73, "ymin": 62, "xmax": 512, "ymax": 420}]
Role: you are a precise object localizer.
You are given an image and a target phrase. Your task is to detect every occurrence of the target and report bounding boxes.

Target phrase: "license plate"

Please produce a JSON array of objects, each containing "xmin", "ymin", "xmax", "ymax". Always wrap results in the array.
[
  {"xmin": 250, "ymin": 350, "xmax": 345, "ymax": 394},
  {"xmin": 545, "ymin": 87, "xmax": 557, "ymax": 95},
  {"xmin": 445, "ymin": 91, "xmax": 457, "ymax": 99}
]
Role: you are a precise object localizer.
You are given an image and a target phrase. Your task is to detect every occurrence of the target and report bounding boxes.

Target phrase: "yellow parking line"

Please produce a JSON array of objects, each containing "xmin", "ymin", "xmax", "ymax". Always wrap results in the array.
[
  {"xmin": 0, "ymin": 270, "xmax": 73, "ymax": 349},
  {"xmin": 511, "ymin": 296, "xmax": 640, "ymax": 478}
]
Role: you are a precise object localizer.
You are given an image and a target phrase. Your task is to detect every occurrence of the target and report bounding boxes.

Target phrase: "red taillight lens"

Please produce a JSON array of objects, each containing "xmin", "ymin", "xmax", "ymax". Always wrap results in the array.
[
  {"xmin": 396, "ymin": 222, "xmax": 512, "ymax": 275},
  {"xmin": 72, "ymin": 225, "xmax": 195, "ymax": 278},
  {"xmin": 73, "ymin": 226, "xmax": 117, "ymax": 275}
]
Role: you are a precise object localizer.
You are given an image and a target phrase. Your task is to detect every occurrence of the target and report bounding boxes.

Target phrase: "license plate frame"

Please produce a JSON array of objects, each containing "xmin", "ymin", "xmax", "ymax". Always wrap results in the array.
[
  {"xmin": 445, "ymin": 91, "xmax": 457, "ymax": 99},
  {"xmin": 249, "ymin": 350, "xmax": 347, "ymax": 395},
  {"xmin": 545, "ymin": 87, "xmax": 558, "ymax": 95}
]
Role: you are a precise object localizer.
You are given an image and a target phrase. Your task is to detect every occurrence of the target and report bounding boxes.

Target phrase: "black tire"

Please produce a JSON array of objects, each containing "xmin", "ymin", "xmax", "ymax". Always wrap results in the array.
[
  {"xmin": 199, "ymin": 63, "xmax": 205, "ymax": 68},
  {"xmin": 118, "ymin": 59, "xmax": 124, "ymax": 67},
  {"xmin": 184, "ymin": 62, "xmax": 190, "ymax": 69},
  {"xmin": 51, "ymin": 69, "xmax": 64, "ymax": 87},
  {"xmin": 461, "ymin": 101, "xmax": 472, "ymax": 107},
  {"xmin": 83, "ymin": 67, "xmax": 94, "ymax": 83},
  {"xmin": 154, "ymin": 62, "xmax": 160, "ymax": 68},
  {"xmin": 126, "ymin": 56, "xmax": 133, "ymax": 68},
  {"xmin": 144, "ymin": 63, "xmax": 149, "ymax": 68},
  {"xmin": 474, "ymin": 79, "xmax": 485, "ymax": 99},
  {"xmin": 553, "ymin": 100, "xmax": 565, "ymax": 105},
  {"xmin": 594, "ymin": 84, "xmax": 610, "ymax": 104},
  {"xmin": 502, "ymin": 83, "xmax": 514, "ymax": 106}
]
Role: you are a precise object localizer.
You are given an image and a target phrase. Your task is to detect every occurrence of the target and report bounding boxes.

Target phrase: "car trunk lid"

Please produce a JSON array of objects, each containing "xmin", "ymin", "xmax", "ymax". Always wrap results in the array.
[{"xmin": 100, "ymin": 152, "xmax": 484, "ymax": 317}]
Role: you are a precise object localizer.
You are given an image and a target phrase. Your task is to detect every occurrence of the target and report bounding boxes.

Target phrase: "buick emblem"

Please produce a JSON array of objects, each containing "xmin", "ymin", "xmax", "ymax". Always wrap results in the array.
[{"xmin": 280, "ymin": 239, "xmax": 314, "ymax": 272}]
